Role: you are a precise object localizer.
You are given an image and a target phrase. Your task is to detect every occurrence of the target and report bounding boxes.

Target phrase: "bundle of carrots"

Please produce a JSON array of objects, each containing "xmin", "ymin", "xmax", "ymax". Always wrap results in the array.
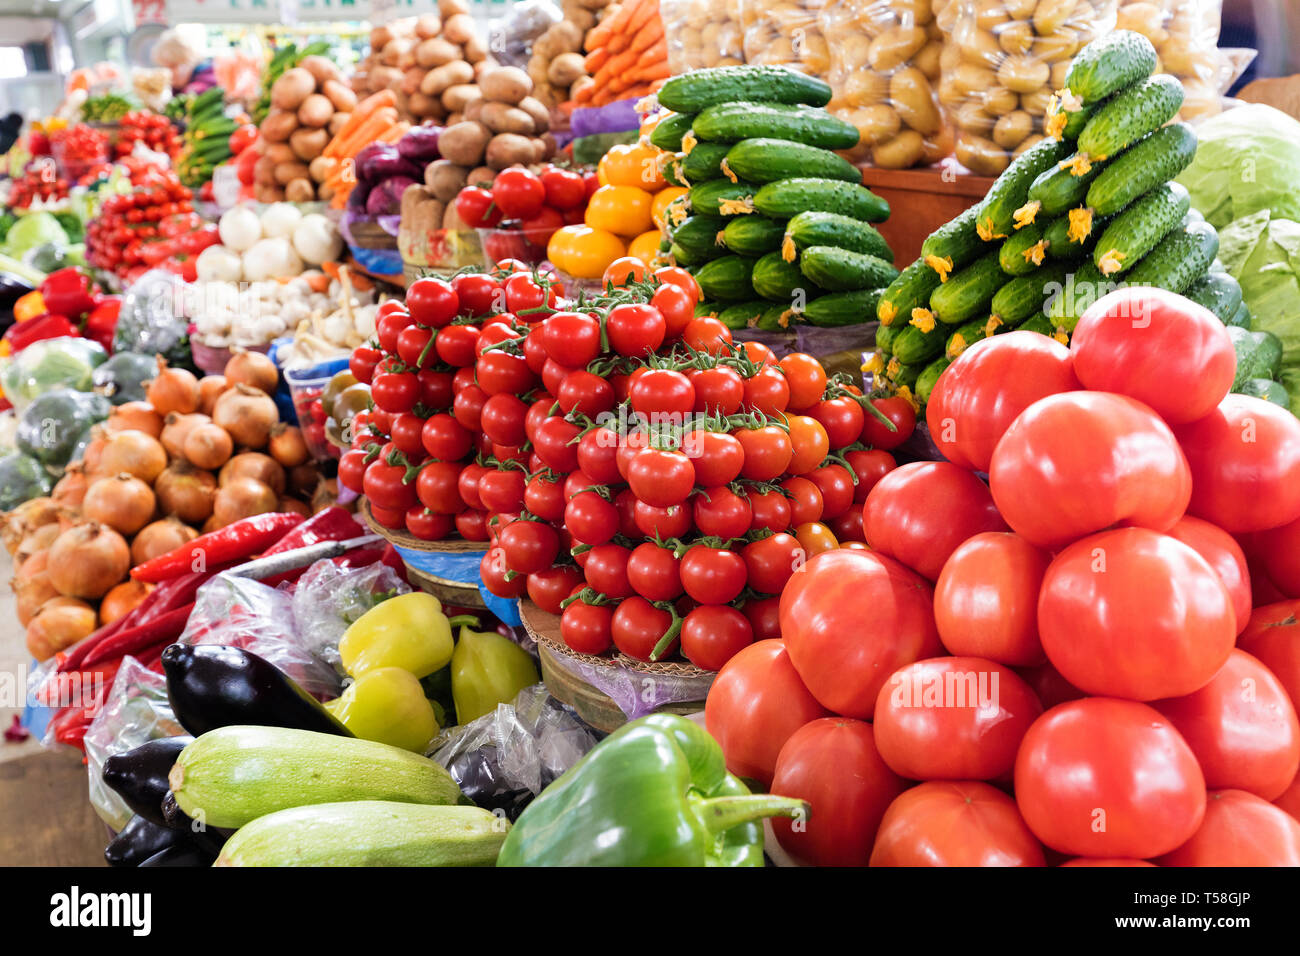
[
  {"xmin": 573, "ymin": 0, "xmax": 670, "ymax": 108},
  {"xmin": 315, "ymin": 89, "xmax": 411, "ymax": 210}
]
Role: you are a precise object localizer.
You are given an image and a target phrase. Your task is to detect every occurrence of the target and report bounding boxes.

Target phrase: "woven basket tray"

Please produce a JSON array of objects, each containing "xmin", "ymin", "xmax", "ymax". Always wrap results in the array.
[
  {"xmin": 357, "ymin": 498, "xmax": 487, "ymax": 609},
  {"xmin": 349, "ymin": 219, "xmax": 399, "ymax": 250}
]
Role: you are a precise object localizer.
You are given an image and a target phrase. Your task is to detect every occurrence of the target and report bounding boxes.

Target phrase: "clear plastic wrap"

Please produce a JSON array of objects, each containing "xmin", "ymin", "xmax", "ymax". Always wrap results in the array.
[
  {"xmin": 741, "ymin": 0, "xmax": 832, "ymax": 78},
  {"xmin": 1114, "ymin": 0, "xmax": 1234, "ymax": 119},
  {"xmin": 289, "ymin": 558, "xmax": 411, "ymax": 670},
  {"xmin": 430, "ymin": 684, "xmax": 598, "ymax": 820},
  {"xmin": 82, "ymin": 657, "xmax": 186, "ymax": 831},
  {"xmin": 662, "ymin": 0, "xmax": 746, "ymax": 72},
  {"xmin": 940, "ymin": 0, "xmax": 1118, "ymax": 176},
  {"xmin": 822, "ymin": 0, "xmax": 952, "ymax": 168}
]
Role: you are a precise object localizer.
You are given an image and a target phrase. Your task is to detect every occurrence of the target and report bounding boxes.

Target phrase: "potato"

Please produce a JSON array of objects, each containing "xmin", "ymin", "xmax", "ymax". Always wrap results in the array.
[
  {"xmin": 570, "ymin": 76, "xmax": 596, "ymax": 102},
  {"xmin": 285, "ymin": 178, "xmax": 316, "ymax": 203},
  {"xmin": 441, "ymin": 84, "xmax": 481, "ymax": 114},
  {"xmin": 548, "ymin": 52, "xmax": 586, "ymax": 88},
  {"xmin": 954, "ymin": 101, "xmax": 997, "ymax": 136},
  {"xmin": 381, "ymin": 38, "xmax": 415, "ymax": 68},
  {"xmin": 369, "ymin": 65, "xmax": 404, "ymax": 92},
  {"xmin": 255, "ymin": 183, "xmax": 285, "ymax": 203},
  {"xmin": 370, "ymin": 25, "xmax": 393, "ymax": 51},
  {"xmin": 408, "ymin": 93, "xmax": 443, "ymax": 118},
  {"xmin": 959, "ymin": 27, "xmax": 1004, "ymax": 67},
  {"xmin": 463, "ymin": 97, "xmax": 485, "ymax": 123},
  {"xmin": 914, "ymin": 40, "xmax": 943, "ymax": 80},
  {"xmin": 480, "ymin": 66, "xmax": 532, "ymax": 105},
  {"xmin": 872, "ymin": 130, "xmax": 926, "ymax": 169},
  {"xmin": 867, "ymin": 26, "xmax": 928, "ymax": 72},
  {"xmin": 956, "ymin": 134, "xmax": 1010, "ymax": 175},
  {"xmin": 890, "ymin": 68, "xmax": 941, "ymax": 135},
  {"xmin": 425, "ymin": 159, "xmax": 469, "ymax": 202},
  {"xmin": 981, "ymin": 85, "xmax": 1020, "ymax": 116},
  {"xmin": 539, "ymin": 132, "xmax": 557, "ymax": 161},
  {"xmin": 415, "ymin": 14, "xmax": 443, "ymax": 39},
  {"xmin": 480, "ymin": 100, "xmax": 537, "ymax": 136},
  {"xmin": 1013, "ymin": 134, "xmax": 1045, "ymax": 158},
  {"xmin": 1020, "ymin": 87, "xmax": 1053, "ymax": 115},
  {"xmin": 485, "ymin": 132, "xmax": 534, "ymax": 170},
  {"xmin": 309, "ymin": 155, "xmax": 337, "ymax": 183},
  {"xmin": 267, "ymin": 142, "xmax": 296, "ymax": 165},
  {"xmin": 298, "ymin": 93, "xmax": 334, "ymax": 128},
  {"xmin": 463, "ymin": 34, "xmax": 489, "ymax": 64},
  {"xmin": 274, "ymin": 161, "xmax": 312, "ymax": 186},
  {"xmin": 921, "ymin": 126, "xmax": 955, "ymax": 165},
  {"xmin": 467, "ymin": 165, "xmax": 495, "ymax": 186},
  {"xmin": 438, "ymin": 120, "xmax": 492, "ymax": 166},
  {"xmin": 299, "ymin": 56, "xmax": 340, "ymax": 87},
  {"xmin": 846, "ymin": 104, "xmax": 901, "ymax": 146},
  {"xmin": 1034, "ymin": 28, "xmax": 1082, "ymax": 64},
  {"xmin": 417, "ymin": 37, "xmax": 461, "ymax": 68},
  {"xmin": 1004, "ymin": 0, "xmax": 1037, "ymax": 17},
  {"xmin": 439, "ymin": 0, "xmax": 470, "ymax": 16},
  {"xmin": 402, "ymin": 67, "xmax": 425, "ymax": 96},
  {"xmin": 443, "ymin": 13, "xmax": 477, "ymax": 44},
  {"xmin": 316, "ymin": 80, "xmax": 355, "ymax": 116},
  {"xmin": 997, "ymin": 21, "xmax": 1034, "ymax": 56},
  {"xmin": 420, "ymin": 59, "xmax": 474, "ymax": 96},
  {"xmin": 271, "ymin": 68, "xmax": 315, "ymax": 111},
  {"xmin": 997, "ymin": 54, "xmax": 1051, "ymax": 93},
  {"xmin": 1032, "ymin": 0, "xmax": 1079, "ymax": 35},
  {"xmin": 260, "ymin": 110, "xmax": 299, "ymax": 144},
  {"xmin": 516, "ymin": 96, "xmax": 551, "ymax": 133},
  {"xmin": 472, "ymin": 57, "xmax": 497, "ymax": 80},
  {"xmin": 844, "ymin": 71, "xmax": 890, "ymax": 107},
  {"xmin": 317, "ymin": 182, "xmax": 333, "ymax": 202},
  {"xmin": 253, "ymin": 154, "xmax": 277, "ymax": 183},
  {"xmin": 992, "ymin": 110, "xmax": 1033, "ymax": 148},
  {"xmin": 289, "ymin": 126, "xmax": 328, "ymax": 161}
]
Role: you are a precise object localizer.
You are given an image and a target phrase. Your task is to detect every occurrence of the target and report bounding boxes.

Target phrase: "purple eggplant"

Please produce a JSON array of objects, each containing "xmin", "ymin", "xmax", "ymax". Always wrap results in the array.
[{"xmin": 398, "ymin": 124, "xmax": 443, "ymax": 164}]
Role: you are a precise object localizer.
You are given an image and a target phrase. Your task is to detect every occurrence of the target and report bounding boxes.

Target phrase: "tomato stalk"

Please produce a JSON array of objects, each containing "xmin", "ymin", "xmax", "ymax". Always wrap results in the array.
[{"xmin": 649, "ymin": 602, "xmax": 684, "ymax": 662}]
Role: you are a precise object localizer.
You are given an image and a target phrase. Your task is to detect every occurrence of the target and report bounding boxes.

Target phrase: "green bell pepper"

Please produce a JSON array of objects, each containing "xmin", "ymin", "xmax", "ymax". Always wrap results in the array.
[{"xmin": 497, "ymin": 714, "xmax": 807, "ymax": 866}]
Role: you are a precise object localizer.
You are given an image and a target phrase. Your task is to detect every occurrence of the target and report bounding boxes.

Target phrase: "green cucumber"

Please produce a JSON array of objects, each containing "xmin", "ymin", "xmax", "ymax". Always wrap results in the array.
[
  {"xmin": 1018, "ymin": 313, "xmax": 1060, "ymax": 338},
  {"xmin": 876, "ymin": 322, "xmax": 903, "ymax": 355},
  {"xmin": 915, "ymin": 356, "xmax": 952, "ymax": 405},
  {"xmin": 723, "ymin": 215, "xmax": 787, "ymax": 256},
  {"xmin": 752, "ymin": 252, "xmax": 814, "ymax": 302},
  {"xmin": 878, "ymin": 258, "xmax": 943, "ymax": 326},
  {"xmin": 169, "ymin": 726, "xmax": 464, "ymax": 829},
  {"xmin": 1063, "ymin": 30, "xmax": 1159, "ymax": 103},
  {"xmin": 658, "ymin": 65, "xmax": 834, "ymax": 113},
  {"xmin": 1047, "ymin": 261, "xmax": 1109, "ymax": 332},
  {"xmin": 1044, "ymin": 211, "xmax": 1108, "ymax": 260},
  {"xmin": 1025, "ymin": 158, "xmax": 1104, "ymax": 218},
  {"xmin": 756, "ymin": 304, "xmax": 794, "ymax": 331},
  {"xmin": 670, "ymin": 242, "xmax": 717, "ymax": 267},
  {"xmin": 1086, "ymin": 122, "xmax": 1198, "ymax": 216},
  {"xmin": 216, "ymin": 802, "xmax": 507, "ymax": 867},
  {"xmin": 803, "ymin": 288, "xmax": 882, "ymax": 327},
  {"xmin": 921, "ymin": 204, "xmax": 985, "ymax": 280},
  {"xmin": 662, "ymin": 157, "xmax": 688, "ymax": 188},
  {"xmin": 650, "ymin": 112, "xmax": 698, "ymax": 152},
  {"xmin": 672, "ymin": 215, "xmax": 728, "ymax": 260},
  {"xmin": 695, "ymin": 254, "xmax": 757, "ymax": 301},
  {"xmin": 724, "ymin": 138, "xmax": 861, "ymax": 185},
  {"xmin": 1227, "ymin": 299, "xmax": 1252, "ymax": 329},
  {"xmin": 717, "ymin": 300, "xmax": 770, "ymax": 330},
  {"xmin": 976, "ymin": 139, "xmax": 1074, "ymax": 241},
  {"xmin": 891, "ymin": 317, "xmax": 952, "ymax": 365},
  {"xmin": 1077, "ymin": 75, "xmax": 1185, "ymax": 160},
  {"xmin": 1125, "ymin": 218, "xmax": 1220, "ymax": 295},
  {"xmin": 693, "ymin": 101, "xmax": 860, "ymax": 148},
  {"xmin": 754, "ymin": 178, "xmax": 889, "ymax": 223},
  {"xmin": 989, "ymin": 263, "xmax": 1073, "ymax": 326},
  {"xmin": 999, "ymin": 222, "xmax": 1051, "ymax": 276},
  {"xmin": 929, "ymin": 252, "xmax": 1006, "ymax": 325},
  {"xmin": 1237, "ymin": 379, "xmax": 1291, "ymax": 411},
  {"xmin": 1228, "ymin": 327, "xmax": 1284, "ymax": 387},
  {"xmin": 945, "ymin": 319, "xmax": 995, "ymax": 359},
  {"xmin": 1045, "ymin": 96, "xmax": 1104, "ymax": 142},
  {"xmin": 785, "ymin": 211, "xmax": 892, "ymax": 262},
  {"xmin": 799, "ymin": 245, "xmax": 898, "ymax": 292},
  {"xmin": 1093, "ymin": 181, "xmax": 1191, "ymax": 276},
  {"xmin": 885, "ymin": 356, "xmax": 924, "ymax": 391},
  {"xmin": 681, "ymin": 142, "xmax": 732, "ymax": 184},
  {"xmin": 694, "ymin": 300, "xmax": 722, "ymax": 318},
  {"xmin": 688, "ymin": 178, "xmax": 757, "ymax": 216}
]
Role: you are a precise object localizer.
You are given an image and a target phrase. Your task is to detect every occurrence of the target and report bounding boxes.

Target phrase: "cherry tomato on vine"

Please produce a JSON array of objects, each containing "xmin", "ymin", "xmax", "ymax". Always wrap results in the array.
[{"xmin": 406, "ymin": 276, "xmax": 460, "ymax": 329}]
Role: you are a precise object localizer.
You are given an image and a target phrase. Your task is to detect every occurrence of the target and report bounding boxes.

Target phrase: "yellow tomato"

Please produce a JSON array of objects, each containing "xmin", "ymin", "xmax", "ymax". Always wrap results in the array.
[
  {"xmin": 598, "ymin": 143, "xmax": 667, "ymax": 191},
  {"xmin": 651, "ymin": 187, "xmax": 689, "ymax": 230},
  {"xmin": 639, "ymin": 111, "xmax": 665, "ymax": 138},
  {"xmin": 547, "ymin": 224, "xmax": 626, "ymax": 280},
  {"xmin": 585, "ymin": 184, "xmax": 654, "ymax": 238},
  {"xmin": 627, "ymin": 229, "xmax": 663, "ymax": 263},
  {"xmin": 795, "ymin": 522, "xmax": 840, "ymax": 556}
]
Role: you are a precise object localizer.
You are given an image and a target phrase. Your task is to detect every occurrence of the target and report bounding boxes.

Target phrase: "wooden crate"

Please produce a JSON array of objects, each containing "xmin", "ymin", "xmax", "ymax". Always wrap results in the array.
[{"xmin": 861, "ymin": 165, "xmax": 996, "ymax": 267}]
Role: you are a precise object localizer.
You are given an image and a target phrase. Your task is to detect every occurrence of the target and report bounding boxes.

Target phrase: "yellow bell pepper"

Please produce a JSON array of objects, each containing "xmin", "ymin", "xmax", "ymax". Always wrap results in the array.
[
  {"xmin": 339, "ymin": 592, "xmax": 468, "ymax": 679},
  {"xmin": 326, "ymin": 667, "xmax": 439, "ymax": 753},
  {"xmin": 13, "ymin": 290, "xmax": 45, "ymax": 324},
  {"xmin": 451, "ymin": 626, "xmax": 540, "ymax": 725}
]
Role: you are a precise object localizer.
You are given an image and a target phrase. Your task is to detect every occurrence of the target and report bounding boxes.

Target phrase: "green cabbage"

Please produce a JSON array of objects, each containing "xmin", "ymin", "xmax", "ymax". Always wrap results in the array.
[
  {"xmin": 0, "ymin": 336, "xmax": 108, "ymax": 411},
  {"xmin": 1218, "ymin": 209, "xmax": 1300, "ymax": 398},
  {"xmin": 1177, "ymin": 105, "xmax": 1300, "ymax": 228},
  {"xmin": 0, "ymin": 211, "xmax": 69, "ymax": 258},
  {"xmin": 0, "ymin": 451, "xmax": 52, "ymax": 510}
]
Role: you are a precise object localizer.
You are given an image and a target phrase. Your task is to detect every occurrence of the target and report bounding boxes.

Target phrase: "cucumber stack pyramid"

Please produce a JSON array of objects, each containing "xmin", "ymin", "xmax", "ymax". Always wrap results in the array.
[
  {"xmin": 652, "ymin": 65, "xmax": 898, "ymax": 331},
  {"xmin": 870, "ymin": 29, "xmax": 1253, "ymax": 409}
]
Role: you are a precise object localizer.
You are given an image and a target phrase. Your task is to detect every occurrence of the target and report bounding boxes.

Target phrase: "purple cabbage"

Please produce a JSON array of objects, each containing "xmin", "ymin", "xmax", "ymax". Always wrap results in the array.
[
  {"xmin": 365, "ymin": 176, "xmax": 416, "ymax": 216},
  {"xmin": 355, "ymin": 143, "xmax": 398, "ymax": 184},
  {"xmin": 397, "ymin": 125, "xmax": 443, "ymax": 164}
]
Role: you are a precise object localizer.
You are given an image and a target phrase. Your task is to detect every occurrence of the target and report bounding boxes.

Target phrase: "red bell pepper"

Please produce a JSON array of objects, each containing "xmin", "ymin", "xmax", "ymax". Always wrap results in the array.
[
  {"xmin": 39, "ymin": 267, "xmax": 97, "ymax": 320},
  {"xmin": 83, "ymin": 296, "xmax": 121, "ymax": 352},
  {"xmin": 1, "ymin": 312, "xmax": 79, "ymax": 351}
]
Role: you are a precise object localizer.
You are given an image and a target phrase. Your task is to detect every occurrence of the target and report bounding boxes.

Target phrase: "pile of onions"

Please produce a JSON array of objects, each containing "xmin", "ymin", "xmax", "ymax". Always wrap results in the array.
[
  {"xmin": 212, "ymin": 477, "xmax": 277, "ymax": 527},
  {"xmin": 83, "ymin": 474, "xmax": 156, "ymax": 536},
  {"xmin": 213, "ymin": 385, "xmax": 278, "ymax": 450},
  {"xmin": 52, "ymin": 463, "xmax": 90, "ymax": 509},
  {"xmin": 100, "ymin": 579, "xmax": 152, "ymax": 625},
  {"xmin": 160, "ymin": 412, "xmax": 210, "ymax": 459},
  {"xmin": 220, "ymin": 452, "xmax": 285, "ymax": 495},
  {"xmin": 198, "ymin": 375, "xmax": 229, "ymax": 416},
  {"xmin": 268, "ymin": 424, "xmax": 309, "ymax": 468},
  {"xmin": 130, "ymin": 517, "xmax": 197, "ymax": 566},
  {"xmin": 106, "ymin": 402, "xmax": 164, "ymax": 438},
  {"xmin": 81, "ymin": 426, "xmax": 107, "ymax": 475},
  {"xmin": 27, "ymin": 597, "xmax": 97, "ymax": 661},
  {"xmin": 145, "ymin": 357, "xmax": 200, "ymax": 415},
  {"xmin": 47, "ymin": 522, "xmax": 131, "ymax": 599},
  {"xmin": 97, "ymin": 430, "xmax": 167, "ymax": 484},
  {"xmin": 225, "ymin": 351, "xmax": 279, "ymax": 395},
  {"xmin": 184, "ymin": 422, "xmax": 233, "ymax": 470},
  {"xmin": 3, "ymin": 497, "xmax": 61, "ymax": 554},
  {"xmin": 15, "ymin": 552, "xmax": 59, "ymax": 627},
  {"xmin": 16, "ymin": 522, "xmax": 61, "ymax": 567},
  {"xmin": 154, "ymin": 462, "xmax": 217, "ymax": 525}
]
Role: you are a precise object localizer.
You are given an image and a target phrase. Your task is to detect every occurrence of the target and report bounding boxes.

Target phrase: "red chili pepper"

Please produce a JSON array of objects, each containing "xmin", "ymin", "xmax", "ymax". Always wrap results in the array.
[
  {"xmin": 80, "ymin": 603, "xmax": 195, "ymax": 668},
  {"xmin": 38, "ymin": 267, "xmax": 97, "ymax": 320},
  {"xmin": 131, "ymin": 513, "xmax": 306, "ymax": 584},
  {"xmin": 2, "ymin": 312, "xmax": 79, "ymax": 351},
  {"xmin": 83, "ymin": 296, "xmax": 121, "ymax": 352}
]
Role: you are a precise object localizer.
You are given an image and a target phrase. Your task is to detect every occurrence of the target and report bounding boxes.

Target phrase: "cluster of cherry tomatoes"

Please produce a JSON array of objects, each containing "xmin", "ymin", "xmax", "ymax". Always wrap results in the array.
[
  {"xmin": 7, "ymin": 159, "xmax": 68, "ymax": 209},
  {"xmin": 115, "ymin": 111, "xmax": 183, "ymax": 160},
  {"xmin": 85, "ymin": 167, "xmax": 195, "ymax": 283},
  {"xmin": 339, "ymin": 259, "xmax": 917, "ymax": 672},
  {"xmin": 454, "ymin": 165, "xmax": 597, "ymax": 266},
  {"xmin": 49, "ymin": 124, "xmax": 109, "ymax": 178}
]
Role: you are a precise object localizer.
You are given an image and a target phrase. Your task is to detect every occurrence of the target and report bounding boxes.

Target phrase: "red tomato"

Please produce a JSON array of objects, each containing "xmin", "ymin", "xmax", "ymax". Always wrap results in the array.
[
  {"xmin": 626, "ymin": 541, "xmax": 683, "ymax": 602},
  {"xmin": 873, "ymin": 656, "xmax": 1042, "ymax": 780},
  {"xmin": 681, "ymin": 605, "xmax": 753, "ymax": 671},
  {"xmin": 543, "ymin": 311, "xmax": 602, "ymax": 368},
  {"xmin": 859, "ymin": 396, "xmax": 915, "ymax": 451},
  {"xmin": 611, "ymin": 596, "xmax": 675, "ymax": 662},
  {"xmin": 634, "ymin": 500, "xmax": 693, "ymax": 539},
  {"xmin": 682, "ymin": 429, "xmax": 744, "ymax": 487},
  {"xmin": 770, "ymin": 719, "xmax": 907, "ymax": 867},
  {"xmin": 415, "ymin": 460, "xmax": 464, "ymax": 514},
  {"xmin": 561, "ymin": 598, "xmax": 614, "ymax": 654},
  {"xmin": 477, "ymin": 468, "xmax": 526, "ymax": 514},
  {"xmin": 405, "ymin": 507, "xmax": 453, "ymax": 541},
  {"xmin": 540, "ymin": 167, "xmax": 586, "ymax": 210},
  {"xmin": 704, "ymin": 641, "xmax": 831, "ymax": 786},
  {"xmin": 1166, "ymin": 515, "xmax": 1252, "ymax": 633},
  {"xmin": 804, "ymin": 463, "xmax": 855, "ymax": 520},
  {"xmin": 742, "ymin": 532, "xmax": 804, "ymax": 596},
  {"xmin": 405, "ymin": 277, "xmax": 460, "ymax": 329},
  {"xmin": 583, "ymin": 543, "xmax": 633, "ymax": 599},
  {"xmin": 735, "ymin": 425, "xmax": 792, "ymax": 481},
  {"xmin": 576, "ymin": 427, "xmax": 621, "ymax": 485},
  {"xmin": 679, "ymin": 544, "xmax": 747, "ymax": 605},
  {"xmin": 371, "ymin": 370, "xmax": 419, "ymax": 414},
  {"xmin": 1015, "ymin": 660, "xmax": 1086, "ymax": 711},
  {"xmin": 781, "ymin": 476, "xmax": 823, "ymax": 525},
  {"xmin": 1153, "ymin": 649, "xmax": 1300, "ymax": 801},
  {"xmin": 746, "ymin": 488, "xmax": 792, "ymax": 534},
  {"xmin": 778, "ymin": 353, "xmax": 828, "ymax": 412},
  {"xmin": 925, "ymin": 330, "xmax": 1080, "ymax": 472},
  {"xmin": 363, "ymin": 458, "xmax": 417, "ymax": 512},
  {"xmin": 869, "ymin": 781, "xmax": 1045, "ymax": 867},
  {"xmin": 687, "ymin": 366, "xmax": 744, "ymax": 415},
  {"xmin": 565, "ymin": 491, "xmax": 620, "ymax": 546},
  {"xmin": 498, "ymin": 519, "xmax": 560, "ymax": 575},
  {"xmin": 1014, "ymin": 698, "xmax": 1206, "ymax": 858},
  {"xmin": 934, "ymin": 531, "xmax": 1049, "ymax": 667},
  {"xmin": 808, "ymin": 396, "xmax": 865, "ymax": 450},
  {"xmin": 480, "ymin": 547, "xmax": 527, "ymax": 598},
  {"xmin": 779, "ymin": 549, "xmax": 941, "ymax": 719},
  {"xmin": 692, "ymin": 485, "xmax": 752, "ymax": 539},
  {"xmin": 1237, "ymin": 600, "xmax": 1300, "ymax": 719},
  {"xmin": 1157, "ymin": 789, "xmax": 1300, "ymax": 866},
  {"xmin": 435, "ymin": 324, "xmax": 479, "ymax": 367},
  {"xmin": 1173, "ymin": 394, "xmax": 1300, "ymax": 534},
  {"xmin": 742, "ymin": 595, "xmax": 781, "ymax": 642},
  {"xmin": 989, "ymin": 391, "xmax": 1192, "ymax": 551},
  {"xmin": 451, "ymin": 272, "xmax": 501, "ymax": 317},
  {"xmin": 627, "ymin": 447, "xmax": 695, "ymax": 507},
  {"xmin": 606, "ymin": 303, "xmax": 665, "ymax": 357},
  {"xmin": 650, "ymin": 283, "xmax": 695, "ymax": 340},
  {"xmin": 863, "ymin": 461, "xmax": 1008, "ymax": 581},
  {"xmin": 455, "ymin": 186, "xmax": 502, "ymax": 228},
  {"xmin": 741, "ymin": 366, "xmax": 790, "ymax": 417},
  {"xmin": 1251, "ymin": 514, "xmax": 1300, "ymax": 598},
  {"xmin": 602, "ymin": 256, "xmax": 647, "ymax": 288},
  {"xmin": 652, "ymin": 266, "xmax": 700, "ymax": 304},
  {"xmin": 844, "ymin": 448, "xmax": 896, "ymax": 502},
  {"xmin": 629, "ymin": 368, "xmax": 694, "ymax": 419},
  {"xmin": 1059, "ymin": 858, "xmax": 1156, "ymax": 867},
  {"xmin": 479, "ymin": 392, "xmax": 529, "ymax": 447},
  {"xmin": 526, "ymin": 565, "xmax": 585, "ymax": 616},
  {"xmin": 682, "ymin": 317, "xmax": 732, "ymax": 355},
  {"xmin": 1070, "ymin": 287, "xmax": 1236, "ymax": 424},
  {"xmin": 1276, "ymin": 774, "xmax": 1300, "ymax": 822},
  {"xmin": 1039, "ymin": 527, "xmax": 1235, "ymax": 700}
]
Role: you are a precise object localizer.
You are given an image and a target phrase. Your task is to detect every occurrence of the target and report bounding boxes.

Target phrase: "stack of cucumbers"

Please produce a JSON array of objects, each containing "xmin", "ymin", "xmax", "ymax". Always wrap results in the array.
[
  {"xmin": 871, "ymin": 29, "xmax": 1285, "ymax": 410},
  {"xmin": 652, "ymin": 65, "xmax": 898, "ymax": 332}
]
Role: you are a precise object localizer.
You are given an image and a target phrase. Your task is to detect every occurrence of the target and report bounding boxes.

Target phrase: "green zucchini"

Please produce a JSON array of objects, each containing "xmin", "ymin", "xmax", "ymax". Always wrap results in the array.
[
  {"xmin": 1025, "ymin": 158, "xmax": 1104, "ymax": 218},
  {"xmin": 1063, "ymin": 30, "xmax": 1159, "ymax": 103},
  {"xmin": 1077, "ymin": 75, "xmax": 1185, "ymax": 161},
  {"xmin": 877, "ymin": 258, "xmax": 943, "ymax": 326},
  {"xmin": 693, "ymin": 101, "xmax": 860, "ymax": 148},
  {"xmin": 929, "ymin": 252, "xmax": 1005, "ymax": 325},
  {"xmin": 717, "ymin": 300, "xmax": 769, "ymax": 330},
  {"xmin": 989, "ymin": 263, "xmax": 1073, "ymax": 326},
  {"xmin": 915, "ymin": 356, "xmax": 952, "ymax": 405},
  {"xmin": 1085, "ymin": 122, "xmax": 1198, "ymax": 216},
  {"xmin": 216, "ymin": 802, "xmax": 507, "ymax": 867},
  {"xmin": 803, "ymin": 288, "xmax": 883, "ymax": 328},
  {"xmin": 681, "ymin": 142, "xmax": 732, "ymax": 184},
  {"xmin": 754, "ymin": 178, "xmax": 889, "ymax": 223},
  {"xmin": 722, "ymin": 215, "xmax": 787, "ymax": 257},
  {"xmin": 672, "ymin": 215, "xmax": 728, "ymax": 260},
  {"xmin": 921, "ymin": 204, "xmax": 985, "ymax": 280},
  {"xmin": 799, "ymin": 245, "xmax": 898, "ymax": 292},
  {"xmin": 695, "ymin": 254, "xmax": 757, "ymax": 301},
  {"xmin": 1093, "ymin": 181, "xmax": 1191, "ymax": 276},
  {"xmin": 999, "ymin": 222, "xmax": 1051, "ymax": 277},
  {"xmin": 1237, "ymin": 379, "xmax": 1291, "ymax": 411},
  {"xmin": 657, "ymin": 65, "xmax": 833, "ymax": 113},
  {"xmin": 649, "ymin": 112, "xmax": 697, "ymax": 153},
  {"xmin": 1125, "ymin": 218, "xmax": 1220, "ymax": 295},
  {"xmin": 976, "ymin": 139, "xmax": 1074, "ymax": 241},
  {"xmin": 724, "ymin": 138, "xmax": 862, "ymax": 185},
  {"xmin": 1227, "ymin": 299, "xmax": 1252, "ymax": 329},
  {"xmin": 752, "ymin": 252, "xmax": 813, "ymax": 302},
  {"xmin": 169, "ymin": 726, "xmax": 464, "ymax": 829},
  {"xmin": 688, "ymin": 178, "xmax": 757, "ymax": 216},
  {"xmin": 785, "ymin": 211, "xmax": 892, "ymax": 262}
]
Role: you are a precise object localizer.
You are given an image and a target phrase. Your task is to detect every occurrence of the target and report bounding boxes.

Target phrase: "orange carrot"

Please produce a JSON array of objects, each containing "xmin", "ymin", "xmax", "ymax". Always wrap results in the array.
[
  {"xmin": 325, "ymin": 90, "xmax": 397, "ymax": 157},
  {"xmin": 635, "ymin": 37, "xmax": 667, "ymax": 66},
  {"xmin": 625, "ymin": 0, "xmax": 659, "ymax": 38},
  {"xmin": 331, "ymin": 110, "xmax": 397, "ymax": 161},
  {"xmin": 584, "ymin": 48, "xmax": 610, "ymax": 73},
  {"xmin": 632, "ymin": 60, "xmax": 670, "ymax": 82},
  {"xmin": 585, "ymin": 4, "xmax": 621, "ymax": 50},
  {"xmin": 630, "ymin": 19, "xmax": 664, "ymax": 54}
]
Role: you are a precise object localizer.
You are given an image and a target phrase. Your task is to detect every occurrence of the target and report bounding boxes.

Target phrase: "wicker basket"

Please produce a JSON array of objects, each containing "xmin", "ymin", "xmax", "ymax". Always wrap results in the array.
[
  {"xmin": 358, "ymin": 498, "xmax": 487, "ymax": 609},
  {"xmin": 348, "ymin": 218, "xmax": 399, "ymax": 251}
]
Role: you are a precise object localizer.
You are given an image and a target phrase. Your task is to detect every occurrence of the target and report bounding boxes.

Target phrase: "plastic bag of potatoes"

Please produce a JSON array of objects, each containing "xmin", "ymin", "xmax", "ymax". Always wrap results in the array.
[
  {"xmin": 662, "ymin": 0, "xmax": 746, "ymax": 71},
  {"xmin": 821, "ymin": 0, "xmax": 952, "ymax": 168},
  {"xmin": 741, "ymin": 0, "xmax": 831, "ymax": 76},
  {"xmin": 939, "ymin": 0, "xmax": 1118, "ymax": 177},
  {"xmin": 1115, "ymin": 0, "xmax": 1230, "ymax": 119}
]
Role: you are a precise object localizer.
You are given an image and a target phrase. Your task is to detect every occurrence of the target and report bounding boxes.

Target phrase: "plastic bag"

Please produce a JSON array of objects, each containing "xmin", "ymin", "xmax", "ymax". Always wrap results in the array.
[
  {"xmin": 289, "ymin": 557, "xmax": 411, "ymax": 669},
  {"xmin": 112, "ymin": 268, "xmax": 193, "ymax": 371},
  {"xmin": 82, "ymin": 657, "xmax": 187, "ymax": 832},
  {"xmin": 822, "ymin": 0, "xmax": 951, "ymax": 168},
  {"xmin": 1113, "ymin": 0, "xmax": 1235, "ymax": 119},
  {"xmin": 741, "ymin": 0, "xmax": 831, "ymax": 78},
  {"xmin": 662, "ymin": 0, "xmax": 746, "ymax": 72},
  {"xmin": 430, "ymin": 684, "xmax": 598, "ymax": 820},
  {"xmin": 941, "ymin": 0, "xmax": 1118, "ymax": 177},
  {"xmin": 178, "ymin": 572, "xmax": 342, "ymax": 700}
]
